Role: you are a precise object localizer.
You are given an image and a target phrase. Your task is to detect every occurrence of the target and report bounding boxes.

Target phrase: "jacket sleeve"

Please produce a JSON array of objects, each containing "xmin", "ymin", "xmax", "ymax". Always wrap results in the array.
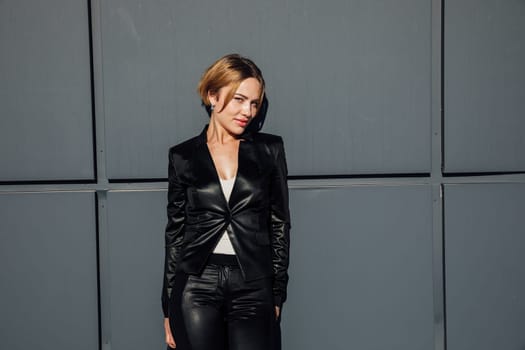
[
  {"xmin": 269, "ymin": 137, "xmax": 291, "ymax": 308},
  {"xmin": 161, "ymin": 148, "xmax": 186, "ymax": 317}
]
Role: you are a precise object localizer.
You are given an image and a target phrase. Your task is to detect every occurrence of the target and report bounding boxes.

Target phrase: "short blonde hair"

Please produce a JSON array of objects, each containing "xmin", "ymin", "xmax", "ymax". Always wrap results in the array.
[{"xmin": 197, "ymin": 54, "xmax": 265, "ymax": 114}]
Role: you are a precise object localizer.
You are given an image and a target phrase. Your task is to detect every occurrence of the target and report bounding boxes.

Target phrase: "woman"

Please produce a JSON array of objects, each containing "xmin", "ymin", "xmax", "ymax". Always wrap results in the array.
[{"xmin": 161, "ymin": 54, "xmax": 291, "ymax": 350}]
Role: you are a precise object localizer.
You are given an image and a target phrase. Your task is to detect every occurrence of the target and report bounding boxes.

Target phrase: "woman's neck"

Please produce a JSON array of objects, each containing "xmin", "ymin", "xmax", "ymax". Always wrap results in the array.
[{"xmin": 207, "ymin": 117, "xmax": 239, "ymax": 145}]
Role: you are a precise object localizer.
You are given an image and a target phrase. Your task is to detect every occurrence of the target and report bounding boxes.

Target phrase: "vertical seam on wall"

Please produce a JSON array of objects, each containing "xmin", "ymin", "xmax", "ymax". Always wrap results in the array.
[
  {"xmin": 440, "ymin": 0, "xmax": 446, "ymax": 173},
  {"xmin": 440, "ymin": 4, "xmax": 446, "ymax": 350},
  {"xmin": 87, "ymin": 1, "xmax": 102, "ymax": 348},
  {"xmin": 94, "ymin": 191, "xmax": 102, "ymax": 350},
  {"xmin": 431, "ymin": 0, "xmax": 446, "ymax": 349},
  {"xmin": 97, "ymin": 191, "xmax": 111, "ymax": 350},
  {"xmin": 440, "ymin": 2, "xmax": 446, "ymax": 349},
  {"xmin": 88, "ymin": 0, "xmax": 98, "ymax": 183},
  {"xmin": 89, "ymin": 0, "xmax": 109, "ymax": 349},
  {"xmin": 432, "ymin": 184, "xmax": 446, "ymax": 350},
  {"xmin": 91, "ymin": 0, "xmax": 108, "ymax": 185},
  {"xmin": 441, "ymin": 184, "xmax": 448, "ymax": 350}
]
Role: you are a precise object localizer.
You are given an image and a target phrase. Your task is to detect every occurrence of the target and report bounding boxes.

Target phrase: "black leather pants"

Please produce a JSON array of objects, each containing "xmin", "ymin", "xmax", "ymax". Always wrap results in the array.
[{"xmin": 169, "ymin": 254, "xmax": 277, "ymax": 350}]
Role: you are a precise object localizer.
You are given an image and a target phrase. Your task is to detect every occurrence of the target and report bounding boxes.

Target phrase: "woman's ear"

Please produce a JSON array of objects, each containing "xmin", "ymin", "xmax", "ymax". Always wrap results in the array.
[{"xmin": 207, "ymin": 90, "xmax": 219, "ymax": 107}]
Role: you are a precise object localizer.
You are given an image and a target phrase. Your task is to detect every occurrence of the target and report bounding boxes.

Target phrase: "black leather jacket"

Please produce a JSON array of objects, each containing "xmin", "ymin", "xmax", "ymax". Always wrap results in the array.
[{"xmin": 161, "ymin": 125, "xmax": 291, "ymax": 317}]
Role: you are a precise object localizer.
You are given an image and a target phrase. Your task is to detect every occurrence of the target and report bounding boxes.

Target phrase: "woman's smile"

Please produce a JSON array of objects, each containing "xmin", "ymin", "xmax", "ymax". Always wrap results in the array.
[{"xmin": 234, "ymin": 117, "xmax": 249, "ymax": 128}]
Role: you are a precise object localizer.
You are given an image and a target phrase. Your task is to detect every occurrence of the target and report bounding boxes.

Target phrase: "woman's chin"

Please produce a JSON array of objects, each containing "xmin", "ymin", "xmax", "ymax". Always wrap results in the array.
[{"xmin": 228, "ymin": 124, "xmax": 248, "ymax": 135}]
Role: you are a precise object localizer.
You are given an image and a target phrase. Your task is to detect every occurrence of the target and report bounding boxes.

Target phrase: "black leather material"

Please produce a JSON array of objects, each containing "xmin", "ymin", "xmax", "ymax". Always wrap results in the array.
[
  {"xmin": 168, "ymin": 259, "xmax": 277, "ymax": 350},
  {"xmin": 162, "ymin": 125, "xmax": 291, "ymax": 317}
]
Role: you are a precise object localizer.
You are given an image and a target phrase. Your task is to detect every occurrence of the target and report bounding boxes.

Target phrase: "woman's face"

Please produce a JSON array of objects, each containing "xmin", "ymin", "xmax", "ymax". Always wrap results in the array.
[{"xmin": 209, "ymin": 77, "xmax": 262, "ymax": 136}]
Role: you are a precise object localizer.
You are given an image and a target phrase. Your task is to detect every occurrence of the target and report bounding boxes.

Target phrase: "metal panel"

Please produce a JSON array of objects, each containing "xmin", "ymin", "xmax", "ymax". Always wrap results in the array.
[
  {"xmin": 282, "ymin": 185, "xmax": 434, "ymax": 350},
  {"xmin": 444, "ymin": 183, "xmax": 525, "ymax": 350},
  {"xmin": 444, "ymin": 0, "xmax": 525, "ymax": 173},
  {"xmin": 103, "ymin": 186, "xmax": 433, "ymax": 350},
  {"xmin": 0, "ymin": 191, "xmax": 98, "ymax": 350},
  {"xmin": 105, "ymin": 191, "xmax": 165, "ymax": 350},
  {"xmin": 102, "ymin": 0, "xmax": 431, "ymax": 179},
  {"xmin": 0, "ymin": 0, "xmax": 94, "ymax": 181}
]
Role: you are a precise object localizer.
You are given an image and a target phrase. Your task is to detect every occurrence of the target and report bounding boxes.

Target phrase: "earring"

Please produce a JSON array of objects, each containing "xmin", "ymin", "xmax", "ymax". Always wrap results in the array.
[{"xmin": 210, "ymin": 104, "xmax": 215, "ymax": 112}]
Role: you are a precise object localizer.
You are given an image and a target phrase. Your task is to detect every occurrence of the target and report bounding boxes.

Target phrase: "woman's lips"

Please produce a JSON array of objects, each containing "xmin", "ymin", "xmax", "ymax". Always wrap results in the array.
[{"xmin": 234, "ymin": 119, "xmax": 248, "ymax": 127}]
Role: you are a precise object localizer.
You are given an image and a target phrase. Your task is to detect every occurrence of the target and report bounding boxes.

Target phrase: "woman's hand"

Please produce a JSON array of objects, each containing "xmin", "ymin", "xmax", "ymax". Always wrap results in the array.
[
  {"xmin": 164, "ymin": 317, "xmax": 176, "ymax": 348},
  {"xmin": 275, "ymin": 306, "xmax": 280, "ymax": 320}
]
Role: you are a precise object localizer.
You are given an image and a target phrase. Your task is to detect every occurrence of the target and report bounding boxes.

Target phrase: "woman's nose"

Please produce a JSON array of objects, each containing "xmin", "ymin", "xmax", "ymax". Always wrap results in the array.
[{"xmin": 241, "ymin": 102, "xmax": 253, "ymax": 117}]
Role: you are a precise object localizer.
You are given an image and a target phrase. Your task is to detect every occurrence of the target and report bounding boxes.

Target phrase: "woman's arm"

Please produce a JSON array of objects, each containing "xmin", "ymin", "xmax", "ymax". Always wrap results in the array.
[
  {"xmin": 269, "ymin": 137, "xmax": 291, "ymax": 310},
  {"xmin": 161, "ymin": 148, "xmax": 187, "ymax": 317}
]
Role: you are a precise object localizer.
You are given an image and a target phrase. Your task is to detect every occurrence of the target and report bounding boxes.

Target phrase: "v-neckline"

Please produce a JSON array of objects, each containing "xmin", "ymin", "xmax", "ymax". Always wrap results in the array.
[{"xmin": 204, "ymin": 141, "xmax": 242, "ymax": 207}]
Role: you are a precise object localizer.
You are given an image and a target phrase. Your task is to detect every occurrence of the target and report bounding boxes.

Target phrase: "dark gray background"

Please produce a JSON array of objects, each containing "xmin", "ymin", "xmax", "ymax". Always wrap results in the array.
[
  {"xmin": 101, "ymin": 0, "xmax": 431, "ymax": 178},
  {"xmin": 0, "ymin": 0, "xmax": 93, "ymax": 181},
  {"xmin": 1, "ymin": 0, "xmax": 524, "ymax": 349},
  {"xmin": 444, "ymin": 0, "xmax": 525, "ymax": 173},
  {"xmin": 284, "ymin": 186, "xmax": 434, "ymax": 350},
  {"xmin": 0, "ymin": 192, "xmax": 98, "ymax": 350},
  {"xmin": 444, "ymin": 184, "xmax": 525, "ymax": 350}
]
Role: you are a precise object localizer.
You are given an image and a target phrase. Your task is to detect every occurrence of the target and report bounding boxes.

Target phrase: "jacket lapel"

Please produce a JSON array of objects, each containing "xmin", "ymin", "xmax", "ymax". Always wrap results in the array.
[
  {"xmin": 229, "ymin": 140, "xmax": 262, "ymax": 210},
  {"xmin": 190, "ymin": 124, "xmax": 261, "ymax": 210},
  {"xmin": 190, "ymin": 127, "xmax": 229, "ymax": 207}
]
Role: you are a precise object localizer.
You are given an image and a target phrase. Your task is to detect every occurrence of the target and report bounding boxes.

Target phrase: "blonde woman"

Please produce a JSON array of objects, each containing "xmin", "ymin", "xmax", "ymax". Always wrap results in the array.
[{"xmin": 161, "ymin": 54, "xmax": 290, "ymax": 350}]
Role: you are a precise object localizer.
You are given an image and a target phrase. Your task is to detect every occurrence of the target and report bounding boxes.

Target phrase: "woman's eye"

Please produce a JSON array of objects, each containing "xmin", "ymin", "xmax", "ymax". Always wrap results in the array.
[{"xmin": 234, "ymin": 97, "xmax": 243, "ymax": 102}]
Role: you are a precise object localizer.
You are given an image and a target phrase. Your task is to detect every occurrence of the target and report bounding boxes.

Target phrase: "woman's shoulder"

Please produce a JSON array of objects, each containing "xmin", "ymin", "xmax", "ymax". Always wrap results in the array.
[
  {"xmin": 251, "ymin": 132, "xmax": 284, "ymax": 146},
  {"xmin": 168, "ymin": 134, "xmax": 201, "ymax": 157},
  {"xmin": 250, "ymin": 132, "xmax": 286, "ymax": 160}
]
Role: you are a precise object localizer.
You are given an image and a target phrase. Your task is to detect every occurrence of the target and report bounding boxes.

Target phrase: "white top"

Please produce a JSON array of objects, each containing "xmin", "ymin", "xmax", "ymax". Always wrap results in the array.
[{"xmin": 213, "ymin": 177, "xmax": 236, "ymax": 255}]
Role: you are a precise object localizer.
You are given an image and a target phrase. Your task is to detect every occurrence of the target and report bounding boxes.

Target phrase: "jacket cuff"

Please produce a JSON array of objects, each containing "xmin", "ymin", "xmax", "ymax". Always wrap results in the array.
[
  {"xmin": 273, "ymin": 295, "xmax": 284, "ymax": 308},
  {"xmin": 162, "ymin": 294, "xmax": 169, "ymax": 318},
  {"xmin": 160, "ymin": 287, "xmax": 169, "ymax": 318}
]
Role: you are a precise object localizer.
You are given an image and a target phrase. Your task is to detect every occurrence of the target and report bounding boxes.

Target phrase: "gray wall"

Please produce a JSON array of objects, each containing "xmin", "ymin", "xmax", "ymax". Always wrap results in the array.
[
  {"xmin": 444, "ymin": 184, "xmax": 525, "ymax": 350},
  {"xmin": 1, "ymin": 1, "xmax": 524, "ymax": 350},
  {"xmin": 0, "ymin": 192, "xmax": 98, "ymax": 349},
  {"xmin": 444, "ymin": 0, "xmax": 525, "ymax": 173},
  {"xmin": 0, "ymin": 0, "xmax": 93, "ymax": 181}
]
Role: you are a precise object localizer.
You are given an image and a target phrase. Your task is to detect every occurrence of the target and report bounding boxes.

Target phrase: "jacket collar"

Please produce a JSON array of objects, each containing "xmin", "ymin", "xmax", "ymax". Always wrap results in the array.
[{"xmin": 195, "ymin": 124, "xmax": 255, "ymax": 147}]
